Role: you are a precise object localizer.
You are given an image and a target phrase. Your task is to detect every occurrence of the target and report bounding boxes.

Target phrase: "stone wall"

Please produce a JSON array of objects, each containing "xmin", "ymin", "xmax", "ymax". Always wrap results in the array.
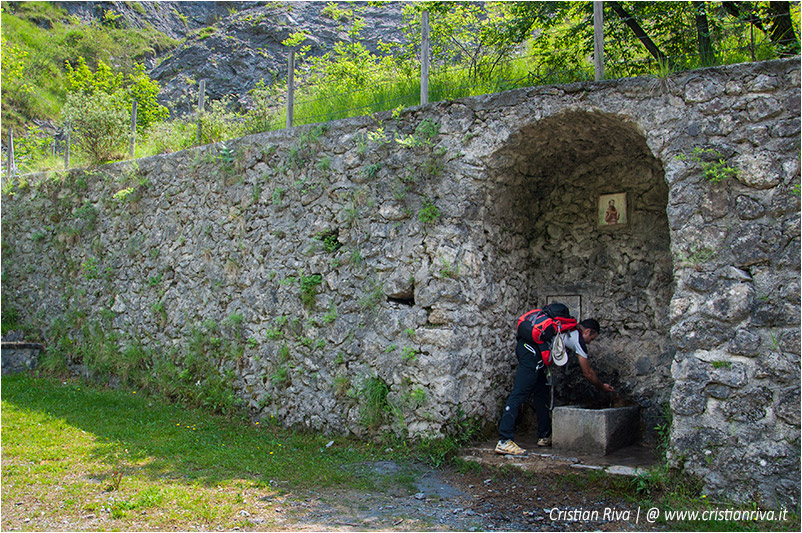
[{"xmin": 2, "ymin": 58, "xmax": 799, "ymax": 507}]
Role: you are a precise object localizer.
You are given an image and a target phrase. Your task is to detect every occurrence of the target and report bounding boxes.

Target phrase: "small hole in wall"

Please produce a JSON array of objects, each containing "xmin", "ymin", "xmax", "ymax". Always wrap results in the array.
[
  {"xmin": 317, "ymin": 228, "xmax": 342, "ymax": 253},
  {"xmin": 387, "ymin": 296, "xmax": 415, "ymax": 306}
]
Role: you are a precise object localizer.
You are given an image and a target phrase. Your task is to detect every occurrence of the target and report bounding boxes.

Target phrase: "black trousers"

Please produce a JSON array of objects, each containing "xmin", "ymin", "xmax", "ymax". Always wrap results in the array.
[{"xmin": 498, "ymin": 341, "xmax": 552, "ymax": 440}]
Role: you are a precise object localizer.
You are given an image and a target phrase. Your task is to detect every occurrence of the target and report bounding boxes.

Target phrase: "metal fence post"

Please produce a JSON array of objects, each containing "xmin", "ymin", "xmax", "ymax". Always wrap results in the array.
[
  {"xmin": 287, "ymin": 49, "xmax": 295, "ymax": 128},
  {"xmin": 64, "ymin": 125, "xmax": 70, "ymax": 169},
  {"xmin": 197, "ymin": 79, "xmax": 206, "ymax": 145},
  {"xmin": 6, "ymin": 130, "xmax": 17, "ymax": 180},
  {"xmin": 421, "ymin": 11, "xmax": 430, "ymax": 105},
  {"xmin": 130, "ymin": 100, "xmax": 138, "ymax": 157},
  {"xmin": 594, "ymin": 1, "xmax": 605, "ymax": 81}
]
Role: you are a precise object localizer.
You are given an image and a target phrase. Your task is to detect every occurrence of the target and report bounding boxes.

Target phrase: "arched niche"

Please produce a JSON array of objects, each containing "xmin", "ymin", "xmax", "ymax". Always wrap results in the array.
[{"xmin": 486, "ymin": 110, "xmax": 676, "ymax": 443}]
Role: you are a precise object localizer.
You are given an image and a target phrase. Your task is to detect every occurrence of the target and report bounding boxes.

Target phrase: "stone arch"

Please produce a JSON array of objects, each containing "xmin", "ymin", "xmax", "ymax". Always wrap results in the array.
[{"xmin": 486, "ymin": 109, "xmax": 676, "ymax": 443}]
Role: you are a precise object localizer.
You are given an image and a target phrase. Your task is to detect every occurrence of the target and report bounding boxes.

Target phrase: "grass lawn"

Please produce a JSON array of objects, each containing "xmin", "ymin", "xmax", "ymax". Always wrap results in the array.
[{"xmin": 0, "ymin": 374, "xmax": 413, "ymax": 530}]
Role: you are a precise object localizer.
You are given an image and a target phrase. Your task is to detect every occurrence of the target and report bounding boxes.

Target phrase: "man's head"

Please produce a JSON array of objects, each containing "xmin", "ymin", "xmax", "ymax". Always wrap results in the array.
[{"xmin": 578, "ymin": 319, "xmax": 600, "ymax": 344}]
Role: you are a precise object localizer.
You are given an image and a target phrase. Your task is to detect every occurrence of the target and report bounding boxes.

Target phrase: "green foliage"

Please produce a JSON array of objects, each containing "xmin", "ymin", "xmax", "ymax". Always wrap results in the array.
[
  {"xmin": 2, "ymin": 2, "xmax": 177, "ymax": 127},
  {"xmin": 197, "ymin": 95, "xmax": 243, "ymax": 145},
  {"xmin": 316, "ymin": 230, "xmax": 342, "ymax": 254},
  {"xmin": 5, "ymin": 125, "xmax": 54, "ymax": 175},
  {"xmin": 398, "ymin": 2, "xmax": 549, "ymax": 82},
  {"xmin": 1, "ymin": 303, "xmax": 22, "ymax": 335},
  {"xmin": 62, "ymin": 90, "xmax": 129, "ymax": 164},
  {"xmin": 409, "ymin": 407, "xmax": 487, "ymax": 467},
  {"xmin": 4, "ymin": 0, "xmax": 799, "ymax": 178},
  {"xmin": 1, "ymin": 33, "xmax": 34, "ymax": 114},
  {"xmin": 243, "ymin": 79, "xmax": 281, "ymax": 134},
  {"xmin": 299, "ymin": 272, "xmax": 323, "ymax": 309},
  {"xmin": 680, "ymin": 146, "xmax": 739, "ymax": 183},
  {"xmin": 65, "ymin": 56, "xmax": 124, "ymax": 95},
  {"xmin": 358, "ymin": 375, "xmax": 391, "ymax": 429},
  {"xmin": 321, "ymin": 2, "xmax": 352, "ymax": 23},
  {"xmin": 58, "ymin": 56, "xmax": 167, "ymax": 163},
  {"xmin": 358, "ymin": 279, "xmax": 384, "ymax": 312},
  {"xmin": 655, "ymin": 403, "xmax": 673, "ymax": 463},
  {"xmin": 418, "ymin": 198, "xmax": 440, "ymax": 224},
  {"xmin": 126, "ymin": 64, "xmax": 170, "ymax": 133},
  {"xmin": 678, "ymin": 245, "xmax": 716, "ymax": 268},
  {"xmin": 282, "ymin": 30, "xmax": 310, "ymax": 49},
  {"xmin": 401, "ymin": 346, "xmax": 418, "ymax": 362},
  {"xmin": 363, "ymin": 162, "xmax": 381, "ymax": 180},
  {"xmin": 137, "ymin": 119, "xmax": 196, "ymax": 155},
  {"xmin": 395, "ymin": 119, "xmax": 441, "ymax": 149},
  {"xmin": 438, "ymin": 256, "xmax": 461, "ymax": 279}
]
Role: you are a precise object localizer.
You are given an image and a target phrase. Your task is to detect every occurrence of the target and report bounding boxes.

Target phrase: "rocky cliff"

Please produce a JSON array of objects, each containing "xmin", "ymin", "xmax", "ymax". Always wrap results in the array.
[{"xmin": 57, "ymin": 1, "xmax": 408, "ymax": 115}]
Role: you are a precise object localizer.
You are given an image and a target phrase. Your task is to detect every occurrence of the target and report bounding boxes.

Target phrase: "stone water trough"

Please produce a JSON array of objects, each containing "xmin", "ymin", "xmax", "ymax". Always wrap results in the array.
[{"xmin": 552, "ymin": 403, "xmax": 640, "ymax": 455}]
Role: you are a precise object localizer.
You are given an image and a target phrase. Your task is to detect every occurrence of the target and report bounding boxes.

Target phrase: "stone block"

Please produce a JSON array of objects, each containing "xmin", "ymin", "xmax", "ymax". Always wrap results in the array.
[
  {"xmin": 1, "ymin": 342, "xmax": 43, "ymax": 375},
  {"xmin": 552, "ymin": 405, "xmax": 640, "ymax": 455}
]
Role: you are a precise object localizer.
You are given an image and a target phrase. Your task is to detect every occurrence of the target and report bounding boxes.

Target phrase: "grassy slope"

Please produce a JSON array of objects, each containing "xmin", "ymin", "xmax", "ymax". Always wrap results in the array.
[{"xmin": 1, "ymin": 1, "xmax": 178, "ymax": 131}]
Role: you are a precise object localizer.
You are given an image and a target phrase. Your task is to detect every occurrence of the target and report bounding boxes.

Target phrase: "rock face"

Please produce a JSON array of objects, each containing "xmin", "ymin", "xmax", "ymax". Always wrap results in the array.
[
  {"xmin": 55, "ymin": 1, "xmax": 408, "ymax": 115},
  {"xmin": 147, "ymin": 2, "xmax": 407, "ymax": 114},
  {"xmin": 2, "ymin": 58, "xmax": 799, "ymax": 508}
]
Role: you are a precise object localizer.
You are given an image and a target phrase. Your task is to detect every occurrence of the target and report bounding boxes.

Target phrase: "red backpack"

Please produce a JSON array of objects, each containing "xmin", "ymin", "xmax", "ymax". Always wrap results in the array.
[{"xmin": 516, "ymin": 303, "xmax": 578, "ymax": 365}]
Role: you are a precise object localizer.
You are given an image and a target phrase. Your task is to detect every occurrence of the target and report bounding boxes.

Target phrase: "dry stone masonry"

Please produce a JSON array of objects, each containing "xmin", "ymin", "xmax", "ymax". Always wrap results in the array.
[{"xmin": 2, "ymin": 58, "xmax": 799, "ymax": 507}]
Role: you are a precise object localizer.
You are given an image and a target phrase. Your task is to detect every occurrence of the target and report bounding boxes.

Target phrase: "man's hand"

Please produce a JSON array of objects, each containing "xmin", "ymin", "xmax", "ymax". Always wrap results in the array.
[{"xmin": 578, "ymin": 357, "xmax": 614, "ymax": 393}]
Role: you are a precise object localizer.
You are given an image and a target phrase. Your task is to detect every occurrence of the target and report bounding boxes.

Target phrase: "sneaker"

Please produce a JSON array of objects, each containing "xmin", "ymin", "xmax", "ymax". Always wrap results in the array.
[
  {"xmin": 495, "ymin": 439, "xmax": 527, "ymax": 456},
  {"xmin": 537, "ymin": 436, "xmax": 552, "ymax": 447}
]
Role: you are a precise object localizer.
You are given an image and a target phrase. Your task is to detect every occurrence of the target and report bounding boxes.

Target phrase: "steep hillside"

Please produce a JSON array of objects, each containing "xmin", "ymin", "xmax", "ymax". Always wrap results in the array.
[
  {"xmin": 147, "ymin": 2, "xmax": 408, "ymax": 114},
  {"xmin": 2, "ymin": 1, "xmax": 408, "ymax": 125}
]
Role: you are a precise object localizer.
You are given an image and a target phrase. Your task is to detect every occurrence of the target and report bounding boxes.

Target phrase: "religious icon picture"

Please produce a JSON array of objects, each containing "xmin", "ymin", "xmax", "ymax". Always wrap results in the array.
[{"xmin": 598, "ymin": 192, "xmax": 627, "ymax": 227}]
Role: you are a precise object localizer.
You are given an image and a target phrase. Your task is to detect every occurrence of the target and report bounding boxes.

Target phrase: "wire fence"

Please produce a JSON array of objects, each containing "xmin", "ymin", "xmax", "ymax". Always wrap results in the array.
[{"xmin": 2, "ymin": 1, "xmax": 799, "ymax": 184}]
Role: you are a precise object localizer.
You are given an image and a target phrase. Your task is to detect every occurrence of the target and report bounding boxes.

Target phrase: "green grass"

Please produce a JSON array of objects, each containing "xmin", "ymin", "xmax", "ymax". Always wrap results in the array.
[{"xmin": 0, "ymin": 374, "xmax": 416, "ymax": 530}]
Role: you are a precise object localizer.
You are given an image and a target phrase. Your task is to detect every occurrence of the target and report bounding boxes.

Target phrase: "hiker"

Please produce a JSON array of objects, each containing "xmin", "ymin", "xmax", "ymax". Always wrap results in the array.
[{"xmin": 495, "ymin": 316, "xmax": 614, "ymax": 456}]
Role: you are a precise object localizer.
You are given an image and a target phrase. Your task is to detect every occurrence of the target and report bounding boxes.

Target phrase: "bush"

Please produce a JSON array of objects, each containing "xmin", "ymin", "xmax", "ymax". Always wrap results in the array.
[
  {"xmin": 61, "ymin": 90, "xmax": 129, "ymax": 164},
  {"xmin": 127, "ymin": 64, "xmax": 169, "ymax": 133},
  {"xmin": 198, "ymin": 95, "xmax": 244, "ymax": 145},
  {"xmin": 243, "ymin": 79, "xmax": 280, "ymax": 135},
  {"xmin": 139, "ymin": 119, "xmax": 196, "ymax": 154}
]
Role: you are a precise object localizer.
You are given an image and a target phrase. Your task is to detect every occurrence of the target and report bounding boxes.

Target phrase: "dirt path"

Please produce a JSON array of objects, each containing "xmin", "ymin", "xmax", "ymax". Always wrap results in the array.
[{"xmin": 267, "ymin": 449, "xmax": 659, "ymax": 532}]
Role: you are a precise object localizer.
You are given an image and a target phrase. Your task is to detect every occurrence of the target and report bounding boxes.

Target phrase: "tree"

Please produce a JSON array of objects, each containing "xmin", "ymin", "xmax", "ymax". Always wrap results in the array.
[
  {"xmin": 722, "ymin": 1, "xmax": 800, "ymax": 57},
  {"xmin": 693, "ymin": 2, "xmax": 716, "ymax": 66},
  {"xmin": 599, "ymin": 1, "xmax": 799, "ymax": 75},
  {"xmin": 608, "ymin": 1, "xmax": 675, "ymax": 68},
  {"xmin": 396, "ymin": 2, "xmax": 570, "ymax": 81},
  {"xmin": 127, "ymin": 64, "xmax": 169, "ymax": 133},
  {"xmin": 62, "ymin": 56, "xmax": 169, "ymax": 160},
  {"xmin": 64, "ymin": 57, "xmax": 123, "ymax": 95}
]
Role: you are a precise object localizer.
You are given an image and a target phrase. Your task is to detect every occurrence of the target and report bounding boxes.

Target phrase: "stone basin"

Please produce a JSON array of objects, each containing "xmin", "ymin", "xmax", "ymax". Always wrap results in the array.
[{"xmin": 552, "ymin": 404, "xmax": 640, "ymax": 455}]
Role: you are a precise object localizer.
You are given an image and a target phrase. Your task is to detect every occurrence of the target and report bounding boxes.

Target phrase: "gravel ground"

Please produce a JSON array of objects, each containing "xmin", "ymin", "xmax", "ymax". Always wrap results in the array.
[
  {"xmin": 261, "ymin": 447, "xmax": 661, "ymax": 532},
  {"xmin": 273, "ymin": 457, "xmax": 657, "ymax": 532}
]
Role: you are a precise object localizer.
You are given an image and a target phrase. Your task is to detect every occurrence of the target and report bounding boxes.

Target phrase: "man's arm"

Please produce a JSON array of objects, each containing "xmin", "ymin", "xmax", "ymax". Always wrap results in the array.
[{"xmin": 577, "ymin": 356, "xmax": 614, "ymax": 393}]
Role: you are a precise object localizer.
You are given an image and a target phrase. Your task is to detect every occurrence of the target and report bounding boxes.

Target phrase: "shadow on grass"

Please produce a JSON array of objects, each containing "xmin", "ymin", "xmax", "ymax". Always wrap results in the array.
[{"xmin": 1, "ymin": 373, "xmax": 405, "ymax": 492}]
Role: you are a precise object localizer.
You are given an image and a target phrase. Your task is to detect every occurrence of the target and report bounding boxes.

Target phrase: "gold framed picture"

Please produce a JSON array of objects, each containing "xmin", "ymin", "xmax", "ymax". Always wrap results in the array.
[{"xmin": 598, "ymin": 192, "xmax": 627, "ymax": 228}]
